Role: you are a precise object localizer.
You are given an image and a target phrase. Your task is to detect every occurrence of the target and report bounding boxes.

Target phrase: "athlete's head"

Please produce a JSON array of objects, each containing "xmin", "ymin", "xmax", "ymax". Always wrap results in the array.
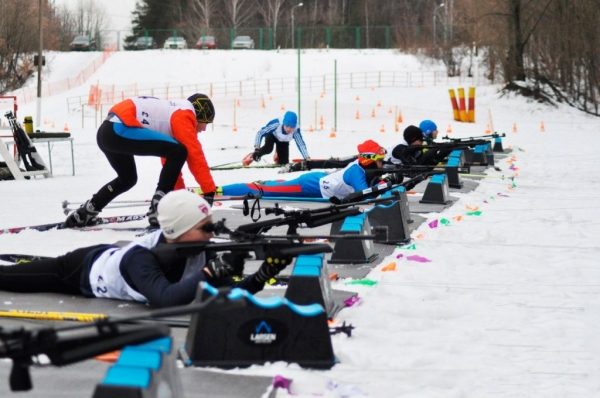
[
  {"xmin": 419, "ymin": 119, "xmax": 438, "ymax": 139},
  {"xmin": 357, "ymin": 139, "xmax": 386, "ymax": 168},
  {"xmin": 282, "ymin": 111, "xmax": 298, "ymax": 134},
  {"xmin": 158, "ymin": 190, "xmax": 213, "ymax": 242},
  {"xmin": 403, "ymin": 125, "xmax": 424, "ymax": 146},
  {"xmin": 187, "ymin": 93, "xmax": 215, "ymax": 124}
]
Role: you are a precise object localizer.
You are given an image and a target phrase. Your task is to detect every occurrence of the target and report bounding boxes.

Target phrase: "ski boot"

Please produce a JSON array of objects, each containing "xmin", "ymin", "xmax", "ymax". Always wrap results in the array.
[
  {"xmin": 278, "ymin": 160, "xmax": 306, "ymax": 174},
  {"xmin": 64, "ymin": 200, "xmax": 100, "ymax": 228},
  {"xmin": 146, "ymin": 190, "xmax": 165, "ymax": 227}
]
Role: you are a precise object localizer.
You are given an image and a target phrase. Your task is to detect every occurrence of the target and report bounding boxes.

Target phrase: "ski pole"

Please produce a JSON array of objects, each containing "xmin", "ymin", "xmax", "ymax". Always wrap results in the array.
[{"xmin": 0, "ymin": 309, "xmax": 188, "ymax": 328}]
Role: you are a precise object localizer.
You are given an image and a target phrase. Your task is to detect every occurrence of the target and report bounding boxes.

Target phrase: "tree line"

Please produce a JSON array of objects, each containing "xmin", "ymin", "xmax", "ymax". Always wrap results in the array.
[
  {"xmin": 0, "ymin": 0, "xmax": 105, "ymax": 94},
  {"xmin": 0, "ymin": 0, "xmax": 597, "ymax": 115}
]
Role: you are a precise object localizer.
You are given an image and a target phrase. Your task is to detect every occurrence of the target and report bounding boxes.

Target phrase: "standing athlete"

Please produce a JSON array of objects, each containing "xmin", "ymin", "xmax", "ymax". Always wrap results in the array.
[{"xmin": 65, "ymin": 94, "xmax": 216, "ymax": 227}]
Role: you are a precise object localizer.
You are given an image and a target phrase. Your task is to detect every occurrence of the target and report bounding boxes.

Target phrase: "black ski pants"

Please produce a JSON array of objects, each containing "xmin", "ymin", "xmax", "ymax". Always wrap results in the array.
[
  {"xmin": 91, "ymin": 121, "xmax": 187, "ymax": 210},
  {"xmin": 254, "ymin": 134, "xmax": 289, "ymax": 165},
  {"xmin": 0, "ymin": 246, "xmax": 104, "ymax": 295}
]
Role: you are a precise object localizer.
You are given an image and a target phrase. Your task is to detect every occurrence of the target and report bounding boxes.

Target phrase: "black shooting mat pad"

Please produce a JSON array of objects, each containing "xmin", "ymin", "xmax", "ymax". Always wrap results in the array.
[{"xmin": 0, "ymin": 355, "xmax": 273, "ymax": 398}]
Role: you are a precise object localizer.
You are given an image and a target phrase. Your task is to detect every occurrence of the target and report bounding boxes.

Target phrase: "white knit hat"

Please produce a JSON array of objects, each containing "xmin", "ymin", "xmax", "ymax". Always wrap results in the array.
[{"xmin": 157, "ymin": 190, "xmax": 212, "ymax": 239}]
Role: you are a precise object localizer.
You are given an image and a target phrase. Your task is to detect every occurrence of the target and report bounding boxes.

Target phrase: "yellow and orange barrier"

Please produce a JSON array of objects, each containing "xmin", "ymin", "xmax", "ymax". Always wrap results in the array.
[{"xmin": 449, "ymin": 87, "xmax": 475, "ymax": 123}]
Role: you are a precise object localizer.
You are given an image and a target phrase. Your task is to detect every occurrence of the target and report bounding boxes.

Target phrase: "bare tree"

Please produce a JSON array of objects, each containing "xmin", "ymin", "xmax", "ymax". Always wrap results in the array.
[
  {"xmin": 0, "ymin": 1, "xmax": 38, "ymax": 93},
  {"xmin": 256, "ymin": 0, "xmax": 287, "ymax": 47},
  {"xmin": 221, "ymin": 0, "xmax": 255, "ymax": 30},
  {"xmin": 72, "ymin": 0, "xmax": 108, "ymax": 46},
  {"xmin": 183, "ymin": 0, "xmax": 216, "ymax": 43}
]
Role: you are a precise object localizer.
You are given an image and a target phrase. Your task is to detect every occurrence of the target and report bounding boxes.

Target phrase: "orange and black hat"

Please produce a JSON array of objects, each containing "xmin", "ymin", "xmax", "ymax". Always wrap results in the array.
[{"xmin": 357, "ymin": 139, "xmax": 386, "ymax": 166}]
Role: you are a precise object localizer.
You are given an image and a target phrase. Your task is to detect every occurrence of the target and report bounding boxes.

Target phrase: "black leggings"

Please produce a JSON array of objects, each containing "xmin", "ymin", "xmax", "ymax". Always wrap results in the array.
[
  {"xmin": 255, "ymin": 134, "xmax": 290, "ymax": 164},
  {"xmin": 92, "ymin": 121, "xmax": 188, "ymax": 210},
  {"xmin": 0, "ymin": 246, "xmax": 102, "ymax": 295}
]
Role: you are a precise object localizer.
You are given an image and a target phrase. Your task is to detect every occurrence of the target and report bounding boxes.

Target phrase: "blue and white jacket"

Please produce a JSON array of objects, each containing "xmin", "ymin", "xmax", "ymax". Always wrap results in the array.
[
  {"xmin": 319, "ymin": 160, "xmax": 369, "ymax": 199},
  {"xmin": 254, "ymin": 117, "xmax": 310, "ymax": 159}
]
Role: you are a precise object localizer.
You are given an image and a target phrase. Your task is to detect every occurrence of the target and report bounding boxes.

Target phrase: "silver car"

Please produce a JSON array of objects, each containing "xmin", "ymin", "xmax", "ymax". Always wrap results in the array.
[
  {"xmin": 231, "ymin": 35, "xmax": 255, "ymax": 49},
  {"xmin": 163, "ymin": 37, "xmax": 187, "ymax": 49}
]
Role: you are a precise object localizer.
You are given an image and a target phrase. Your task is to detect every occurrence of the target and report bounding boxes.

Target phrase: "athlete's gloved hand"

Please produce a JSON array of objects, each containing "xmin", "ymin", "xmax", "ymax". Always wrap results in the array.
[
  {"xmin": 203, "ymin": 251, "xmax": 247, "ymax": 280},
  {"xmin": 253, "ymin": 250, "xmax": 293, "ymax": 284},
  {"xmin": 380, "ymin": 172, "xmax": 403, "ymax": 185},
  {"xmin": 202, "ymin": 191, "xmax": 215, "ymax": 206}
]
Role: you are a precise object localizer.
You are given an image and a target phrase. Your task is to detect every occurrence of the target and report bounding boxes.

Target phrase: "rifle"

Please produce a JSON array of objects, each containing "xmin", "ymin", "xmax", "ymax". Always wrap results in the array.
[
  {"xmin": 235, "ymin": 195, "xmax": 401, "ymax": 235},
  {"xmin": 4, "ymin": 111, "xmax": 47, "ymax": 171},
  {"xmin": 338, "ymin": 171, "xmax": 435, "ymax": 204},
  {"xmin": 152, "ymin": 211, "xmax": 388, "ymax": 265},
  {"xmin": 0, "ymin": 286, "xmax": 241, "ymax": 391},
  {"xmin": 441, "ymin": 132, "xmax": 506, "ymax": 142}
]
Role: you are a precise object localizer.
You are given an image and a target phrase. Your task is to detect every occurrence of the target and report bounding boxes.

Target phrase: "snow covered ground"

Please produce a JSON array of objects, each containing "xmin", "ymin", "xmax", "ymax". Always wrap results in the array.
[{"xmin": 1, "ymin": 49, "xmax": 599, "ymax": 397}]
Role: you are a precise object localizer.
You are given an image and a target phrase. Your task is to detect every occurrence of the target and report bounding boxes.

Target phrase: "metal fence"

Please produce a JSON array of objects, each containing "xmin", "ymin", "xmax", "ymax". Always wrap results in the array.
[
  {"xmin": 67, "ymin": 69, "xmax": 490, "ymax": 112},
  {"xmin": 138, "ymin": 25, "xmax": 393, "ymax": 50}
]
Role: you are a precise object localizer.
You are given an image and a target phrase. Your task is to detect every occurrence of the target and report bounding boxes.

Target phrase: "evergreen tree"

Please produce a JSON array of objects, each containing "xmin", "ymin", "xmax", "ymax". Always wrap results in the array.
[{"xmin": 124, "ymin": 0, "xmax": 184, "ymax": 48}]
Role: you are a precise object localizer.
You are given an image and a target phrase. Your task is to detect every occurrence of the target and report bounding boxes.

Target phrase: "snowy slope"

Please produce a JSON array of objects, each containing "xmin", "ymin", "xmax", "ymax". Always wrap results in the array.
[{"xmin": 1, "ymin": 49, "xmax": 599, "ymax": 397}]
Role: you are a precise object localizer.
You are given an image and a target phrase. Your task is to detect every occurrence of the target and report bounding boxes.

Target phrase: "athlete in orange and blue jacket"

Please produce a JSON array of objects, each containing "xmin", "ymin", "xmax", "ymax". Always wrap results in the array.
[{"xmin": 65, "ymin": 94, "xmax": 216, "ymax": 228}]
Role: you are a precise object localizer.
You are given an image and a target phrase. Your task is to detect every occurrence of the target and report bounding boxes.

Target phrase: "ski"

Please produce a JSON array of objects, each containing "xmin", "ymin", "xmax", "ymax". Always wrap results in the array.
[
  {"xmin": 63, "ymin": 201, "xmax": 149, "ymax": 215},
  {"xmin": 210, "ymin": 162, "xmax": 283, "ymax": 171},
  {"xmin": 0, "ymin": 214, "xmax": 147, "ymax": 235},
  {"xmin": 184, "ymin": 189, "xmax": 262, "ymax": 201}
]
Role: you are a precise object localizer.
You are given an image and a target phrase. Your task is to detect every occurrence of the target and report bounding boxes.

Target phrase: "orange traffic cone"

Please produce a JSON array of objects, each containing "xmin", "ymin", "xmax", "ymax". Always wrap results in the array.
[
  {"xmin": 379, "ymin": 124, "xmax": 385, "ymax": 133},
  {"xmin": 539, "ymin": 121, "xmax": 545, "ymax": 132},
  {"xmin": 329, "ymin": 128, "xmax": 336, "ymax": 138},
  {"xmin": 512, "ymin": 122, "xmax": 517, "ymax": 133},
  {"xmin": 355, "ymin": 110, "xmax": 360, "ymax": 120},
  {"xmin": 371, "ymin": 109, "xmax": 376, "ymax": 118},
  {"xmin": 63, "ymin": 123, "xmax": 70, "ymax": 132},
  {"xmin": 396, "ymin": 112, "xmax": 403, "ymax": 124},
  {"xmin": 446, "ymin": 124, "xmax": 453, "ymax": 134}
]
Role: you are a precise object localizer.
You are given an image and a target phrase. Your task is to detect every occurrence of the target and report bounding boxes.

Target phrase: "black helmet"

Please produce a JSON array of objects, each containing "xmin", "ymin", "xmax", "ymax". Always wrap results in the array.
[{"xmin": 187, "ymin": 93, "xmax": 215, "ymax": 123}]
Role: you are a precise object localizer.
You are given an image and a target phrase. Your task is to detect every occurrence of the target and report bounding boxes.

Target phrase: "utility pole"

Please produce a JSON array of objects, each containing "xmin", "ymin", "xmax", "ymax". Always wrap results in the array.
[
  {"xmin": 291, "ymin": 2, "xmax": 303, "ymax": 48},
  {"xmin": 36, "ymin": 0, "xmax": 43, "ymax": 128}
]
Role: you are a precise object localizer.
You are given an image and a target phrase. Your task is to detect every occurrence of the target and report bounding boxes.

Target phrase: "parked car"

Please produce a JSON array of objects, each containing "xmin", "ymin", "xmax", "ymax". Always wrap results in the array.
[
  {"xmin": 231, "ymin": 35, "xmax": 254, "ymax": 49},
  {"xmin": 133, "ymin": 36, "xmax": 157, "ymax": 50},
  {"xmin": 69, "ymin": 35, "xmax": 96, "ymax": 51},
  {"xmin": 163, "ymin": 36, "xmax": 188, "ymax": 49},
  {"xmin": 196, "ymin": 35, "xmax": 216, "ymax": 49}
]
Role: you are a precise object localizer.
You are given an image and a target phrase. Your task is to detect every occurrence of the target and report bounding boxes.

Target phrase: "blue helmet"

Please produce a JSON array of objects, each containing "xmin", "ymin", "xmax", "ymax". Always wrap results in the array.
[
  {"xmin": 419, "ymin": 120, "xmax": 437, "ymax": 137},
  {"xmin": 282, "ymin": 111, "xmax": 298, "ymax": 128}
]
